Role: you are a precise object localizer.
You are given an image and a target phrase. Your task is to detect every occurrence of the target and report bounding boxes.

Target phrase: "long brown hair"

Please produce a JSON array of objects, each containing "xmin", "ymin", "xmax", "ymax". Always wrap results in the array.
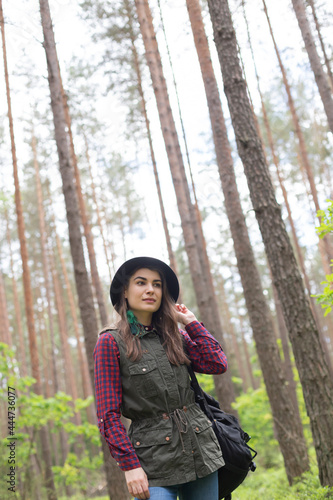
[{"xmin": 112, "ymin": 266, "xmax": 190, "ymax": 366}]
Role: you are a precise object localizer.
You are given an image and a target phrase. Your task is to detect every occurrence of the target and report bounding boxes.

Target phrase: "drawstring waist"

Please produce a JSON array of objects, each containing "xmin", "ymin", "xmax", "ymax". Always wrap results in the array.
[
  {"xmin": 163, "ymin": 406, "xmax": 188, "ymax": 453},
  {"xmin": 172, "ymin": 408, "xmax": 188, "ymax": 452},
  {"xmin": 132, "ymin": 404, "xmax": 194, "ymax": 452}
]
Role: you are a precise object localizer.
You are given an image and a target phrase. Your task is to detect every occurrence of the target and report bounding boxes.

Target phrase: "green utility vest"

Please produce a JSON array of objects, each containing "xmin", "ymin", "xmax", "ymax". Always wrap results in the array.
[{"xmin": 109, "ymin": 328, "xmax": 225, "ymax": 487}]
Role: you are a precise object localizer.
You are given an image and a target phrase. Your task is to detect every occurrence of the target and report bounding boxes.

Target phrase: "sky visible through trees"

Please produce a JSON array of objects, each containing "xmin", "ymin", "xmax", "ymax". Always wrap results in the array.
[
  {"xmin": 1, "ymin": 0, "xmax": 333, "ymax": 497},
  {"xmin": 1, "ymin": 0, "xmax": 331, "ymax": 270}
]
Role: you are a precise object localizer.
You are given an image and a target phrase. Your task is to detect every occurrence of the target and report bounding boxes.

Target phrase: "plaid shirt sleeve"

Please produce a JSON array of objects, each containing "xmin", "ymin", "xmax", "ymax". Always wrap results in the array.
[
  {"xmin": 93, "ymin": 332, "xmax": 141, "ymax": 471},
  {"xmin": 181, "ymin": 321, "xmax": 228, "ymax": 374}
]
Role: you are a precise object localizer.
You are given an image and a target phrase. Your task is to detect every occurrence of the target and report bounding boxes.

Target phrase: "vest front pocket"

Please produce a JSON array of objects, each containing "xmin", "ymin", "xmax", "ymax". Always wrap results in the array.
[
  {"xmin": 192, "ymin": 414, "xmax": 223, "ymax": 462},
  {"xmin": 128, "ymin": 359, "xmax": 161, "ymax": 398},
  {"xmin": 133, "ymin": 423, "xmax": 174, "ymax": 479}
]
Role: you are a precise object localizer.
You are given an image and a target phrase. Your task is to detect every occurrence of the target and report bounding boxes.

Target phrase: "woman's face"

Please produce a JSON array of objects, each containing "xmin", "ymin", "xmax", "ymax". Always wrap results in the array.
[{"xmin": 124, "ymin": 268, "xmax": 163, "ymax": 322}]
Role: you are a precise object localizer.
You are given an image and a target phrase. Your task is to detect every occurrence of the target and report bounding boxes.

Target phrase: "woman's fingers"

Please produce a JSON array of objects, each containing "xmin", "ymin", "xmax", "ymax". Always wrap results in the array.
[{"xmin": 125, "ymin": 467, "xmax": 150, "ymax": 499}]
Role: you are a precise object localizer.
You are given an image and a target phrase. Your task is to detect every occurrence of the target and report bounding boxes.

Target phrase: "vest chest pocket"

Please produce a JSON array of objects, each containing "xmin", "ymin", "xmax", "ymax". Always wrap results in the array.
[{"xmin": 128, "ymin": 359, "xmax": 161, "ymax": 398}]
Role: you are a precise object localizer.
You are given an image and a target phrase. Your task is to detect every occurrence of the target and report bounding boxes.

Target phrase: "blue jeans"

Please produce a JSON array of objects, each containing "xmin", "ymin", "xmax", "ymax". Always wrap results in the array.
[{"xmin": 135, "ymin": 471, "xmax": 218, "ymax": 500}]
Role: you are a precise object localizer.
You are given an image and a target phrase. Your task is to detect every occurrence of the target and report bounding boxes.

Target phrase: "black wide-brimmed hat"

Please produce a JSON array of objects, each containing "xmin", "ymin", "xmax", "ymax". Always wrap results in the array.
[{"xmin": 110, "ymin": 256, "xmax": 179, "ymax": 307}]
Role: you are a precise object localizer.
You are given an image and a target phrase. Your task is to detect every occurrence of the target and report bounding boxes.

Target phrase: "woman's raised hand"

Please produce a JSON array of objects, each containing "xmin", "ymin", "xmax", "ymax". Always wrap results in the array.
[
  {"xmin": 175, "ymin": 303, "xmax": 197, "ymax": 326},
  {"xmin": 124, "ymin": 467, "xmax": 150, "ymax": 499}
]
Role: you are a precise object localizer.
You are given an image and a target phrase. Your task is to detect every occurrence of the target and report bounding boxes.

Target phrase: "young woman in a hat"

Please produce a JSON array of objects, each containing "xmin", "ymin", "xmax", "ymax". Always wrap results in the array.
[{"xmin": 94, "ymin": 257, "xmax": 227, "ymax": 500}]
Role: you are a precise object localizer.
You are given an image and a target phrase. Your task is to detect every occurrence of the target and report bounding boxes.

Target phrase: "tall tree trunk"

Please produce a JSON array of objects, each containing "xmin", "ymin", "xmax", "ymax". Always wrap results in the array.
[
  {"xmin": 124, "ymin": 0, "xmax": 179, "ymax": 277},
  {"xmin": 83, "ymin": 133, "xmax": 114, "ymax": 281},
  {"xmin": 308, "ymin": 0, "xmax": 333, "ymax": 91},
  {"xmin": 242, "ymin": 1, "xmax": 332, "ymax": 375},
  {"xmin": 207, "ymin": 0, "xmax": 333, "ymax": 486},
  {"xmin": 60, "ymin": 81, "xmax": 109, "ymax": 328},
  {"xmin": 5, "ymin": 207, "xmax": 27, "ymax": 376},
  {"xmin": 31, "ymin": 128, "xmax": 59, "ymax": 393},
  {"xmin": 135, "ymin": 0, "xmax": 236, "ymax": 414},
  {"xmin": 218, "ymin": 278, "xmax": 248, "ymax": 392},
  {"xmin": 46, "ymin": 188, "xmax": 94, "ymax": 406},
  {"xmin": 262, "ymin": 0, "xmax": 333, "ymax": 272},
  {"xmin": 291, "ymin": 0, "xmax": 333, "ymax": 132},
  {"xmin": 0, "ymin": 2, "xmax": 57, "ymax": 497},
  {"xmin": 186, "ymin": 0, "xmax": 309, "ymax": 479},
  {"xmin": 39, "ymin": 2, "xmax": 130, "ymax": 497},
  {"xmin": 0, "ymin": 267, "xmax": 11, "ymax": 346}
]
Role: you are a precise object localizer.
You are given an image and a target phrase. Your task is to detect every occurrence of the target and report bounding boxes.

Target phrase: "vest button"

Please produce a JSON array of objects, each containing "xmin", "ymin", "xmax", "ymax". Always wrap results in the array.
[
  {"xmin": 195, "ymin": 427, "xmax": 199, "ymax": 432},
  {"xmin": 165, "ymin": 436, "xmax": 170, "ymax": 441},
  {"xmin": 142, "ymin": 368, "xmax": 147, "ymax": 372},
  {"xmin": 136, "ymin": 441, "xmax": 141, "ymax": 446}
]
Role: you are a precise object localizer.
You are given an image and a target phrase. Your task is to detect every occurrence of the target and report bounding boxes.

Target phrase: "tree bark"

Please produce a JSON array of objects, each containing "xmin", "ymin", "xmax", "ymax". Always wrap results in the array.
[
  {"xmin": 186, "ymin": 0, "xmax": 309, "ymax": 479},
  {"xmin": 207, "ymin": 0, "xmax": 333, "ymax": 486},
  {"xmin": 83, "ymin": 133, "xmax": 114, "ymax": 282},
  {"xmin": 60, "ymin": 82, "xmax": 109, "ymax": 328},
  {"xmin": 291, "ymin": 0, "xmax": 333, "ymax": 133},
  {"xmin": 135, "ymin": 0, "xmax": 236, "ymax": 413},
  {"xmin": 124, "ymin": 0, "xmax": 179, "ymax": 278},
  {"xmin": 262, "ymin": 0, "xmax": 333, "ymax": 272},
  {"xmin": 39, "ymin": 1, "xmax": 131, "ymax": 497},
  {"xmin": 1, "ymin": 2, "xmax": 57, "ymax": 497},
  {"xmin": 308, "ymin": 0, "xmax": 333, "ymax": 92},
  {"xmin": 4, "ymin": 207, "xmax": 27, "ymax": 375},
  {"xmin": 31, "ymin": 128, "xmax": 59, "ymax": 393},
  {"xmin": 0, "ymin": 268, "xmax": 11, "ymax": 346}
]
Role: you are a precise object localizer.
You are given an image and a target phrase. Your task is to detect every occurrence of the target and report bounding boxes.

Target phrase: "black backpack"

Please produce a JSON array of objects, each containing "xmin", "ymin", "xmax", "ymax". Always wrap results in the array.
[{"xmin": 187, "ymin": 365, "xmax": 257, "ymax": 500}]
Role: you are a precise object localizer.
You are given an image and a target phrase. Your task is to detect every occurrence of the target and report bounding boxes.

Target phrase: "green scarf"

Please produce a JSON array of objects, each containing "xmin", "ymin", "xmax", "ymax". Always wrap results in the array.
[{"xmin": 127, "ymin": 310, "xmax": 152, "ymax": 339}]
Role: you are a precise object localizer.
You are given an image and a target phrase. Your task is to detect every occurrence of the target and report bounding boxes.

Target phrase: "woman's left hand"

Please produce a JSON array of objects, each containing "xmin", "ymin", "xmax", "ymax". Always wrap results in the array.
[{"xmin": 175, "ymin": 304, "xmax": 197, "ymax": 325}]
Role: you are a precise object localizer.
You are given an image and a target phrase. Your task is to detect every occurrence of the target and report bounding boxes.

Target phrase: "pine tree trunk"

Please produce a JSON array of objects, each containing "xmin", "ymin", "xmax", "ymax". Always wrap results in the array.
[
  {"xmin": 1, "ymin": 2, "xmax": 57, "ymax": 497},
  {"xmin": 218, "ymin": 278, "xmax": 248, "ymax": 392},
  {"xmin": 242, "ymin": 3, "xmax": 332, "ymax": 374},
  {"xmin": 207, "ymin": 0, "xmax": 333, "ymax": 486},
  {"xmin": 291, "ymin": 0, "xmax": 333, "ymax": 132},
  {"xmin": 47, "ymin": 194, "xmax": 94, "ymax": 406},
  {"xmin": 186, "ymin": 0, "xmax": 310, "ymax": 479},
  {"xmin": 124, "ymin": 0, "xmax": 179, "ymax": 277},
  {"xmin": 239, "ymin": 313, "xmax": 258, "ymax": 390},
  {"xmin": 5, "ymin": 207, "xmax": 27, "ymax": 375},
  {"xmin": 135, "ymin": 0, "xmax": 236, "ymax": 414},
  {"xmin": 0, "ymin": 268, "xmax": 11, "ymax": 345},
  {"xmin": 39, "ymin": 1, "xmax": 129, "ymax": 497},
  {"xmin": 262, "ymin": 0, "xmax": 333, "ymax": 272},
  {"xmin": 83, "ymin": 134, "xmax": 114, "ymax": 281},
  {"xmin": 60, "ymin": 83, "xmax": 109, "ymax": 328},
  {"xmin": 308, "ymin": 0, "xmax": 333, "ymax": 91},
  {"xmin": 31, "ymin": 128, "xmax": 60, "ymax": 393}
]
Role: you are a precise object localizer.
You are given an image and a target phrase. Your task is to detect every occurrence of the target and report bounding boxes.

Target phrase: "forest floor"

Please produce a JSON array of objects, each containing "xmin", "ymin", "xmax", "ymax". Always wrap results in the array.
[{"xmin": 58, "ymin": 465, "xmax": 333, "ymax": 500}]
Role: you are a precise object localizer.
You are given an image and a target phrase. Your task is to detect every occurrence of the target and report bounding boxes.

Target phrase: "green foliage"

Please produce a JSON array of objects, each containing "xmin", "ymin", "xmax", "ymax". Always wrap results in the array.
[
  {"xmin": 316, "ymin": 200, "xmax": 333, "ymax": 239},
  {"xmin": 53, "ymin": 451, "xmax": 103, "ymax": 489},
  {"xmin": 0, "ymin": 343, "xmax": 101, "ymax": 499},
  {"xmin": 232, "ymin": 463, "xmax": 333, "ymax": 499},
  {"xmin": 233, "ymin": 385, "xmax": 282, "ymax": 469},
  {"xmin": 313, "ymin": 200, "xmax": 333, "ymax": 315}
]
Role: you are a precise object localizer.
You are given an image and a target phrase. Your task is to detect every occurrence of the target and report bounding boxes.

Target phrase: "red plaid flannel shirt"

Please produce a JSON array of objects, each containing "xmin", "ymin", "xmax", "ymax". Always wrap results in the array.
[{"xmin": 93, "ymin": 321, "xmax": 227, "ymax": 471}]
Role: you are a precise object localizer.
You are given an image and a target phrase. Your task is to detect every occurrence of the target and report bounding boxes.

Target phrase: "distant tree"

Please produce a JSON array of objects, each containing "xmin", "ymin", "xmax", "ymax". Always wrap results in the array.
[
  {"xmin": 261, "ymin": 0, "xmax": 333, "ymax": 275},
  {"xmin": 0, "ymin": 1, "xmax": 58, "ymax": 498},
  {"xmin": 308, "ymin": 0, "xmax": 333, "ymax": 91},
  {"xmin": 291, "ymin": 0, "xmax": 333, "ymax": 133}
]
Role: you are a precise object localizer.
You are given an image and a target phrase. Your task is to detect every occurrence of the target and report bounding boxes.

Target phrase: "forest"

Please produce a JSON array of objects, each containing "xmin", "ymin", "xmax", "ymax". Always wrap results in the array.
[{"xmin": 0, "ymin": 0, "xmax": 333, "ymax": 498}]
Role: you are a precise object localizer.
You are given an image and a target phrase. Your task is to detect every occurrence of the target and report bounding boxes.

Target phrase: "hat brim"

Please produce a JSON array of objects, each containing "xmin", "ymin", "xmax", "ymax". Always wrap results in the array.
[{"xmin": 110, "ymin": 257, "xmax": 179, "ymax": 306}]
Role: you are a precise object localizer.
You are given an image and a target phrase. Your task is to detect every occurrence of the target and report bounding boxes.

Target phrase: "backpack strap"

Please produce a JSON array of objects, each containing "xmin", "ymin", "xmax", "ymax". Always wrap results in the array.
[{"xmin": 187, "ymin": 363, "xmax": 216, "ymax": 423}]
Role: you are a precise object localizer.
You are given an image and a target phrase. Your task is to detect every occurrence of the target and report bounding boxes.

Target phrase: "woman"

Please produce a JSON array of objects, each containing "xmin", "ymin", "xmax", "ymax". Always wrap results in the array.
[{"xmin": 94, "ymin": 256, "xmax": 228, "ymax": 500}]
